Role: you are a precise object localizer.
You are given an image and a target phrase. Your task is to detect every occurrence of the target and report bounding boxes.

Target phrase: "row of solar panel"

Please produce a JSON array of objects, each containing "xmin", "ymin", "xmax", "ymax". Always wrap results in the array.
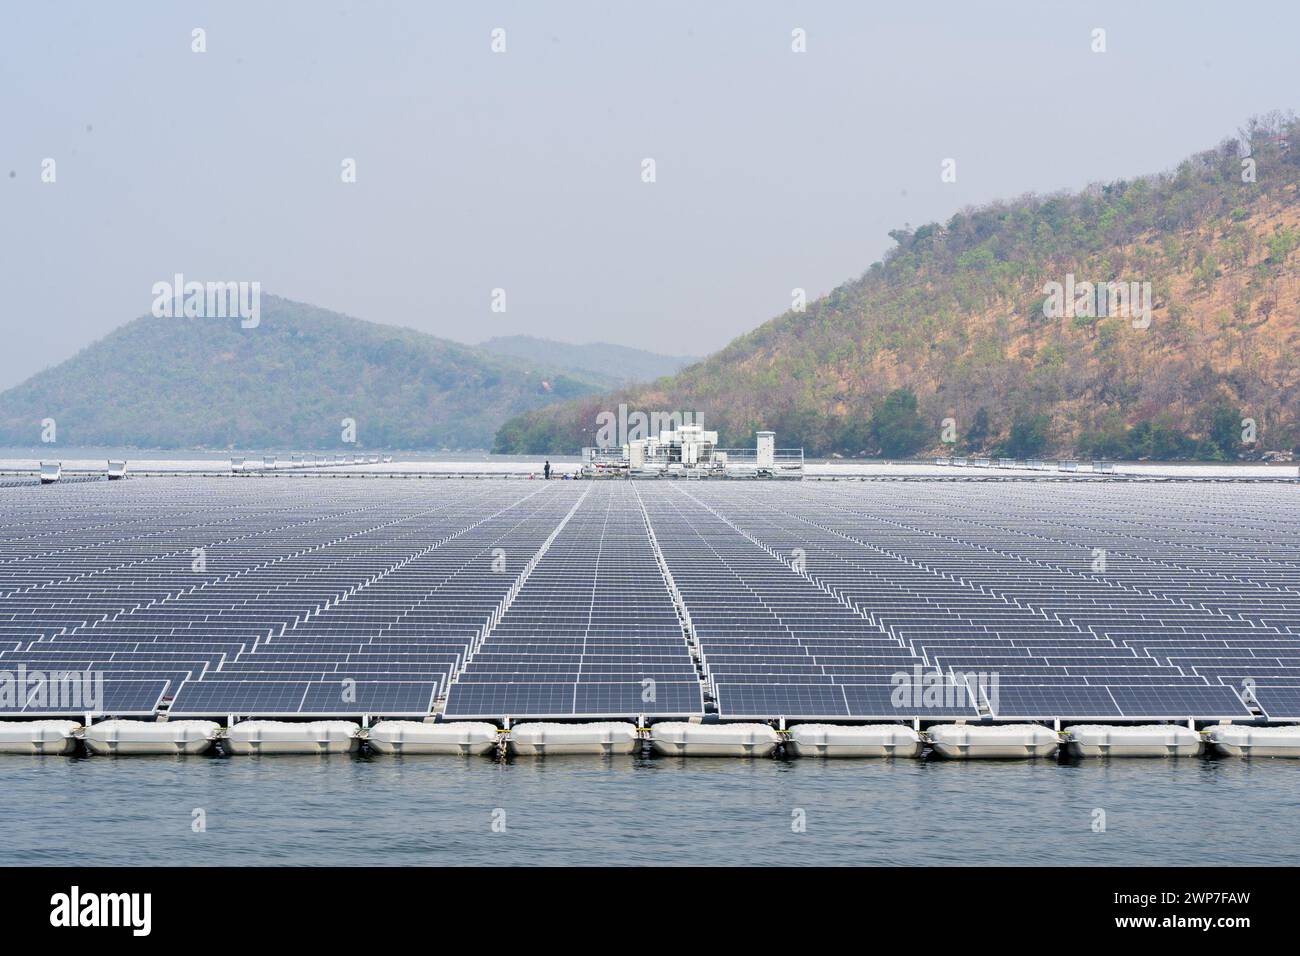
[{"xmin": 6, "ymin": 478, "xmax": 1300, "ymax": 719}]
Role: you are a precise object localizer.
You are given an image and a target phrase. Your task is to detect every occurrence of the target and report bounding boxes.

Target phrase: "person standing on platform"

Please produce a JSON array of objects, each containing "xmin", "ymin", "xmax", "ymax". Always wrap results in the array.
[{"xmin": 544, "ymin": 460, "xmax": 551, "ymax": 480}]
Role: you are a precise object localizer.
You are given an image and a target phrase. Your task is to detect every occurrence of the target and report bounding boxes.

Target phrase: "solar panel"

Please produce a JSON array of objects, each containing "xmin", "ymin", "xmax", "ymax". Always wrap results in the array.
[
  {"xmin": 984, "ymin": 685, "xmax": 1121, "ymax": 719},
  {"xmin": 714, "ymin": 683, "xmax": 848, "ymax": 719},
  {"xmin": 443, "ymin": 680, "xmax": 703, "ymax": 718},
  {"xmin": 1107, "ymin": 685, "xmax": 1252, "ymax": 718},
  {"xmin": 168, "ymin": 680, "xmax": 312, "ymax": 716},
  {"xmin": 1242, "ymin": 685, "xmax": 1300, "ymax": 720},
  {"xmin": 442, "ymin": 682, "xmax": 578, "ymax": 718},
  {"xmin": 5, "ymin": 678, "xmax": 170, "ymax": 716},
  {"xmin": 843, "ymin": 682, "xmax": 979, "ymax": 718},
  {"xmin": 300, "ymin": 680, "xmax": 437, "ymax": 716},
  {"xmin": 574, "ymin": 681, "xmax": 703, "ymax": 715},
  {"xmin": 715, "ymin": 682, "xmax": 978, "ymax": 719},
  {"xmin": 4, "ymin": 475, "xmax": 1300, "ymax": 723}
]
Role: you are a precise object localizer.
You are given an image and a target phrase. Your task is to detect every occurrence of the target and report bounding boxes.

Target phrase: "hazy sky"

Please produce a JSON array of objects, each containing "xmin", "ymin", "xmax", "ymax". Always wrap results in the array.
[{"xmin": 2, "ymin": 1, "xmax": 1297, "ymax": 389}]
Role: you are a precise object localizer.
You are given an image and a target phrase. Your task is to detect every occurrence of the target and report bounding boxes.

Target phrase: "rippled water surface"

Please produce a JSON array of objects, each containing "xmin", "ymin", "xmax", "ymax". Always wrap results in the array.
[{"xmin": 1, "ymin": 753, "xmax": 1297, "ymax": 866}]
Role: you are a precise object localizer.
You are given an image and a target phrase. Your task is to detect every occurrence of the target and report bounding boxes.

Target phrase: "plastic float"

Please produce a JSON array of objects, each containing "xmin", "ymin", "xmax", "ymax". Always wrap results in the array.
[
  {"xmin": 650, "ymin": 722, "xmax": 778, "ymax": 757},
  {"xmin": 786, "ymin": 723, "xmax": 922, "ymax": 758},
  {"xmin": 84, "ymin": 719, "xmax": 219, "ymax": 755},
  {"xmin": 0, "ymin": 720, "xmax": 80, "ymax": 755},
  {"xmin": 367, "ymin": 721, "xmax": 498, "ymax": 755},
  {"xmin": 1205, "ymin": 724, "xmax": 1300, "ymax": 758},
  {"xmin": 1065, "ymin": 724, "xmax": 1203, "ymax": 758},
  {"xmin": 927, "ymin": 723, "xmax": 1059, "ymax": 759},
  {"xmin": 225, "ymin": 720, "xmax": 360, "ymax": 755},
  {"xmin": 509, "ymin": 721, "xmax": 638, "ymax": 756}
]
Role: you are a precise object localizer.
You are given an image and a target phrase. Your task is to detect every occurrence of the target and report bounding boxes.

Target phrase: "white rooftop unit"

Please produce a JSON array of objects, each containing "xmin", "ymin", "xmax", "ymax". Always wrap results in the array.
[{"xmin": 584, "ymin": 419, "xmax": 802, "ymax": 479}]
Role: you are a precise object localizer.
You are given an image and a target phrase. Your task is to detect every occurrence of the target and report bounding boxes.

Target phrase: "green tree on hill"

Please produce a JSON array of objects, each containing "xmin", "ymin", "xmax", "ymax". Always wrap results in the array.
[
  {"xmin": 1209, "ymin": 403, "xmax": 1244, "ymax": 458},
  {"xmin": 1004, "ymin": 413, "xmax": 1051, "ymax": 458},
  {"xmin": 869, "ymin": 388, "xmax": 930, "ymax": 457},
  {"xmin": 964, "ymin": 407, "xmax": 991, "ymax": 451}
]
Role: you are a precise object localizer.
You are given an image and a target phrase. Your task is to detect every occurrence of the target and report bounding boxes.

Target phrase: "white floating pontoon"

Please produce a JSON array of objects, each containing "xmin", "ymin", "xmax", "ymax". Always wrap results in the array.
[
  {"xmin": 367, "ymin": 721, "xmax": 498, "ymax": 755},
  {"xmin": 225, "ymin": 720, "xmax": 360, "ymax": 754},
  {"xmin": 650, "ymin": 722, "xmax": 778, "ymax": 757},
  {"xmin": 786, "ymin": 723, "xmax": 922, "ymax": 758},
  {"xmin": 509, "ymin": 721, "xmax": 639, "ymax": 756},
  {"xmin": 927, "ymin": 724, "xmax": 1059, "ymax": 759}
]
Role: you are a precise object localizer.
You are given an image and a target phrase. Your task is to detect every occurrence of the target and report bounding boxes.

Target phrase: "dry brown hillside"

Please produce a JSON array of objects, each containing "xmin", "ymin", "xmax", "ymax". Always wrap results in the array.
[{"xmin": 497, "ymin": 115, "xmax": 1300, "ymax": 460}]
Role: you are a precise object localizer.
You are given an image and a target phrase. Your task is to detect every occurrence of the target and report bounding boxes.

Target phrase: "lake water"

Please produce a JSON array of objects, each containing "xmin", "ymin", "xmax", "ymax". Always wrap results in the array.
[{"xmin": 2, "ymin": 752, "xmax": 1296, "ymax": 866}]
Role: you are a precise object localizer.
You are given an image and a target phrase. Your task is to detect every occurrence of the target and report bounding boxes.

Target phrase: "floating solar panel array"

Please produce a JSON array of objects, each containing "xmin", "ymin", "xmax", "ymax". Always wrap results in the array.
[
  {"xmin": 443, "ymin": 483, "xmax": 702, "ymax": 718},
  {"xmin": 673, "ymin": 481, "xmax": 1280, "ymax": 720},
  {"xmin": 638, "ymin": 485, "xmax": 975, "ymax": 720},
  {"xmin": 0, "ymin": 478, "xmax": 578, "ymax": 717},
  {"xmin": 1, "ymin": 477, "xmax": 1297, "ymax": 721}
]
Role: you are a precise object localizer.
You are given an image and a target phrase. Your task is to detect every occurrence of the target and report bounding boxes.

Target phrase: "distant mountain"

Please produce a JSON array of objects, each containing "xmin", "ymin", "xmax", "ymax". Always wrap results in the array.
[
  {"xmin": 0, "ymin": 296, "xmax": 609, "ymax": 450},
  {"xmin": 495, "ymin": 113, "xmax": 1300, "ymax": 460},
  {"xmin": 478, "ymin": 336, "xmax": 699, "ymax": 386}
]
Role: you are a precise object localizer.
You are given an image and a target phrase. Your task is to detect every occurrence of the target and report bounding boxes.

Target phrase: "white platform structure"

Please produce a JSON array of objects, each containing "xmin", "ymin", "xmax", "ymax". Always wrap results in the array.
[{"xmin": 582, "ymin": 423, "xmax": 802, "ymax": 480}]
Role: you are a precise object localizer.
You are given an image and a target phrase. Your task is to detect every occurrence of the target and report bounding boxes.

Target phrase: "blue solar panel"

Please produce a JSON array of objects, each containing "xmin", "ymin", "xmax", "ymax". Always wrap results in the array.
[
  {"xmin": 715, "ymin": 682, "xmax": 979, "ymax": 719},
  {"xmin": 168, "ymin": 680, "xmax": 312, "ymax": 715},
  {"xmin": 443, "ymin": 680, "xmax": 703, "ymax": 718},
  {"xmin": 5, "ymin": 477, "xmax": 1300, "ymax": 723},
  {"xmin": 574, "ymin": 681, "xmax": 703, "ymax": 715},
  {"xmin": 5, "ymin": 678, "xmax": 170, "ymax": 716},
  {"xmin": 843, "ymin": 682, "xmax": 978, "ymax": 718},
  {"xmin": 714, "ymin": 683, "xmax": 848, "ymax": 718},
  {"xmin": 300, "ymin": 680, "xmax": 437, "ymax": 716},
  {"xmin": 443, "ymin": 682, "xmax": 577, "ymax": 718},
  {"xmin": 1240, "ymin": 685, "xmax": 1300, "ymax": 719},
  {"xmin": 985, "ymin": 685, "xmax": 1120, "ymax": 719},
  {"xmin": 1107, "ymin": 684, "xmax": 1251, "ymax": 718}
]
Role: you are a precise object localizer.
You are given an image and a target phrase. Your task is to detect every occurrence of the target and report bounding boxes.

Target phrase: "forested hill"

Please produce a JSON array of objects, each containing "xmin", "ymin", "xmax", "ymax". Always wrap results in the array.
[
  {"xmin": 494, "ymin": 114, "xmax": 1300, "ymax": 460},
  {"xmin": 0, "ymin": 296, "xmax": 610, "ymax": 450}
]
